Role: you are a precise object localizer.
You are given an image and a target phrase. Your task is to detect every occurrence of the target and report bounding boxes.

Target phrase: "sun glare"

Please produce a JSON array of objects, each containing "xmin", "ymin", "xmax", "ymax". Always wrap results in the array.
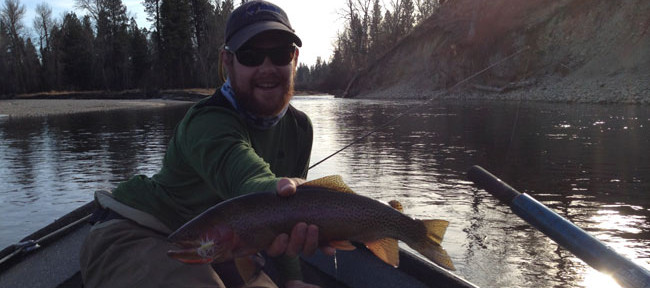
[
  {"xmin": 579, "ymin": 208, "xmax": 650, "ymax": 288},
  {"xmin": 581, "ymin": 268, "xmax": 621, "ymax": 288}
]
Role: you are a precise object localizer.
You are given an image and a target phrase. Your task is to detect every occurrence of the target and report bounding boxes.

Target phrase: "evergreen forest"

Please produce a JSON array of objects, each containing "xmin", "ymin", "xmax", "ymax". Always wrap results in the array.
[{"xmin": 0, "ymin": 0, "xmax": 442, "ymax": 97}]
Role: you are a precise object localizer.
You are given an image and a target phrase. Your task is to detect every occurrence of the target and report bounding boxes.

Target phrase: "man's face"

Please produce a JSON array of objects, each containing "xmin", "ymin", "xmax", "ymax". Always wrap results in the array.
[{"xmin": 224, "ymin": 31, "xmax": 299, "ymax": 117}]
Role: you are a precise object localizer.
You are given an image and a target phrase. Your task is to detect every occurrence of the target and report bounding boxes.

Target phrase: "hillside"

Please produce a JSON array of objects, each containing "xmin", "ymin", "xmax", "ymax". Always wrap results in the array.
[{"xmin": 344, "ymin": 0, "xmax": 650, "ymax": 104}]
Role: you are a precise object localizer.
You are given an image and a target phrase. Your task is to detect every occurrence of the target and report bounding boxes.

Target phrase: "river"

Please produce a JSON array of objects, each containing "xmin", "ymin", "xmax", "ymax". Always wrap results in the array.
[{"xmin": 1, "ymin": 95, "xmax": 648, "ymax": 287}]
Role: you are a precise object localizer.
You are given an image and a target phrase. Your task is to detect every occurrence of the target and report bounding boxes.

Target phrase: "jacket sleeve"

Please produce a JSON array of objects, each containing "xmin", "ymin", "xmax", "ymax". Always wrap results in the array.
[{"xmin": 180, "ymin": 108, "xmax": 280, "ymax": 199}]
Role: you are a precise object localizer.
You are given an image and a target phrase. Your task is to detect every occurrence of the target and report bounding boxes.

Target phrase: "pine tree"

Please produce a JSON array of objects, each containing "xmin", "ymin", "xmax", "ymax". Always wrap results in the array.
[
  {"xmin": 95, "ymin": 0, "xmax": 130, "ymax": 90},
  {"xmin": 191, "ymin": 0, "xmax": 218, "ymax": 87},
  {"xmin": 415, "ymin": 0, "xmax": 438, "ymax": 21},
  {"xmin": 1, "ymin": 0, "xmax": 27, "ymax": 93},
  {"xmin": 295, "ymin": 63, "xmax": 310, "ymax": 89},
  {"xmin": 129, "ymin": 18, "xmax": 150, "ymax": 90},
  {"xmin": 143, "ymin": 0, "xmax": 162, "ymax": 33},
  {"xmin": 399, "ymin": 0, "xmax": 415, "ymax": 35},
  {"xmin": 160, "ymin": 0, "xmax": 194, "ymax": 88},
  {"xmin": 0, "ymin": 20, "xmax": 10, "ymax": 95},
  {"xmin": 22, "ymin": 38, "xmax": 41, "ymax": 92},
  {"xmin": 368, "ymin": 0, "xmax": 383, "ymax": 62},
  {"xmin": 47, "ymin": 23, "xmax": 64, "ymax": 90},
  {"xmin": 60, "ymin": 13, "xmax": 93, "ymax": 90}
]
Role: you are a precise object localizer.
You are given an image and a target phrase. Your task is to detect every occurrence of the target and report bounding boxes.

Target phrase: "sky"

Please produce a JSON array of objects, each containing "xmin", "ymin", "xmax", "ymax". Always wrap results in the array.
[{"xmin": 19, "ymin": 0, "xmax": 349, "ymax": 66}]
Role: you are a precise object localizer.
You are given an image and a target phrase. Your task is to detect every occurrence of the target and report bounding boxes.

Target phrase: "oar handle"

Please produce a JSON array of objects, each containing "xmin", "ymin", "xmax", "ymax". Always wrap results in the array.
[
  {"xmin": 467, "ymin": 165, "xmax": 520, "ymax": 204},
  {"xmin": 467, "ymin": 165, "xmax": 650, "ymax": 288}
]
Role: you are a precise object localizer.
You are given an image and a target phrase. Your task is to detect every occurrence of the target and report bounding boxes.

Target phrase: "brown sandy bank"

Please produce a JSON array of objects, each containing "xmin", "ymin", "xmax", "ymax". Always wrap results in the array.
[{"xmin": 0, "ymin": 99, "xmax": 193, "ymax": 118}]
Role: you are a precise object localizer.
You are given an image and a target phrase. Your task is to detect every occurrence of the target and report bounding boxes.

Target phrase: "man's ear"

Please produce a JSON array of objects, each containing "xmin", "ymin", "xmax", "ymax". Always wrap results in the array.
[
  {"xmin": 293, "ymin": 48, "xmax": 300, "ymax": 67},
  {"xmin": 219, "ymin": 49, "xmax": 233, "ymax": 81},
  {"xmin": 221, "ymin": 49, "xmax": 233, "ymax": 67}
]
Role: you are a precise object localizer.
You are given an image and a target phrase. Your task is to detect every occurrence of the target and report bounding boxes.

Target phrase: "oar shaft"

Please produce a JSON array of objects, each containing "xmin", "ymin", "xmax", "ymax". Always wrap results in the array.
[{"xmin": 467, "ymin": 165, "xmax": 650, "ymax": 288}]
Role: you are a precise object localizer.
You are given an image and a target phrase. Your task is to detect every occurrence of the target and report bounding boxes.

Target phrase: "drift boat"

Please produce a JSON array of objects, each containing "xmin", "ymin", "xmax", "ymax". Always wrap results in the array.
[{"xmin": 0, "ymin": 201, "xmax": 477, "ymax": 288}]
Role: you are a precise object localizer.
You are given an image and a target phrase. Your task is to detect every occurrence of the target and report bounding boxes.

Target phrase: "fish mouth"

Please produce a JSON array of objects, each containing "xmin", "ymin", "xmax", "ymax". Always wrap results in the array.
[
  {"xmin": 167, "ymin": 224, "xmax": 237, "ymax": 264},
  {"xmin": 167, "ymin": 239, "xmax": 228, "ymax": 264}
]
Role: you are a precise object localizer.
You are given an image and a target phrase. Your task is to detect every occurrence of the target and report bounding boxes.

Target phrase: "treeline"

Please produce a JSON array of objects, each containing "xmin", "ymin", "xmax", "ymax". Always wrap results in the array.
[
  {"xmin": 0, "ymin": 0, "xmax": 235, "ymax": 97},
  {"xmin": 296, "ymin": 0, "xmax": 444, "ymax": 94},
  {"xmin": 0, "ymin": 0, "xmax": 442, "ymax": 97}
]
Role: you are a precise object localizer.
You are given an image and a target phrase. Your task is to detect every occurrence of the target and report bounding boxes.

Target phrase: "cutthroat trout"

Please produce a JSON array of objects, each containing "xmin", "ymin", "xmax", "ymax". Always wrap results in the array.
[{"xmin": 167, "ymin": 175, "xmax": 455, "ymax": 270}]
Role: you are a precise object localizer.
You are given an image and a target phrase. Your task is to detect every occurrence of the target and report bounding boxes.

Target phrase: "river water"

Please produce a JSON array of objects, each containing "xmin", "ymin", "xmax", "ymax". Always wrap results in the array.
[{"xmin": 1, "ymin": 95, "xmax": 649, "ymax": 287}]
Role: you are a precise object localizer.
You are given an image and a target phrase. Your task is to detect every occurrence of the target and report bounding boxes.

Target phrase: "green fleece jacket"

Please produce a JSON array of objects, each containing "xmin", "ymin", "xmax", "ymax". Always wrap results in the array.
[{"xmin": 113, "ymin": 91, "xmax": 313, "ymax": 281}]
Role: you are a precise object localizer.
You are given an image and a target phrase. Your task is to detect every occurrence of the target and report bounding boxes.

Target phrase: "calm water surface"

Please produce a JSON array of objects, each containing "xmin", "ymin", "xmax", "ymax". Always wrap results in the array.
[{"xmin": 1, "ymin": 95, "xmax": 649, "ymax": 287}]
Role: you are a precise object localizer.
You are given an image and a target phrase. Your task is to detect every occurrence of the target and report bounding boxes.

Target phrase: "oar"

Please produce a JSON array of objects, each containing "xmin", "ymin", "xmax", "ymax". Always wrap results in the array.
[{"xmin": 467, "ymin": 165, "xmax": 650, "ymax": 288}]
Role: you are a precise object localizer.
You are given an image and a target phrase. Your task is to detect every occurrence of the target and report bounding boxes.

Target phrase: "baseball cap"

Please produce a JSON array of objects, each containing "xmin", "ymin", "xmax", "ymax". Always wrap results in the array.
[{"xmin": 225, "ymin": 0, "xmax": 302, "ymax": 52}]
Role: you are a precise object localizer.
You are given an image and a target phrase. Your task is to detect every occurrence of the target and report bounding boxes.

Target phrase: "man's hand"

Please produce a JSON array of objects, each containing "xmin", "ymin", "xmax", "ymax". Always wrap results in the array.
[
  {"xmin": 275, "ymin": 177, "xmax": 305, "ymax": 197},
  {"xmin": 266, "ymin": 178, "xmax": 336, "ymax": 257}
]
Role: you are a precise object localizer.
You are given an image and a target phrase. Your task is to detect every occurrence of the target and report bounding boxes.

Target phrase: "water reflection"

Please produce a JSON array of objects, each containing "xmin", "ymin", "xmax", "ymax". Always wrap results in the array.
[
  {"xmin": 293, "ymin": 98, "xmax": 650, "ymax": 288},
  {"xmin": 0, "ymin": 106, "xmax": 191, "ymax": 246},
  {"xmin": 1, "ymin": 96, "xmax": 648, "ymax": 288}
]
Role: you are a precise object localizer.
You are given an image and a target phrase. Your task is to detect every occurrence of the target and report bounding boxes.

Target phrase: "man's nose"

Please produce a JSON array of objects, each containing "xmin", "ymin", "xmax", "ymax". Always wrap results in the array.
[{"xmin": 257, "ymin": 55, "xmax": 276, "ymax": 71}]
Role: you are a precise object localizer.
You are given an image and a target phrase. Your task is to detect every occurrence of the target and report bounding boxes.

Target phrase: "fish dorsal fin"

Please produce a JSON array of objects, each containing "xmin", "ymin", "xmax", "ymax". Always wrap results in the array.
[
  {"xmin": 365, "ymin": 238, "xmax": 399, "ymax": 267},
  {"xmin": 388, "ymin": 200, "xmax": 403, "ymax": 212},
  {"xmin": 303, "ymin": 175, "xmax": 355, "ymax": 194}
]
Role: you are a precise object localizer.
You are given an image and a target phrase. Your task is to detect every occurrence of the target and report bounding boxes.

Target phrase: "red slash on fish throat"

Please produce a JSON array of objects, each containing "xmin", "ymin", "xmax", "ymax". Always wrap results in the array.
[{"xmin": 167, "ymin": 175, "xmax": 455, "ymax": 271}]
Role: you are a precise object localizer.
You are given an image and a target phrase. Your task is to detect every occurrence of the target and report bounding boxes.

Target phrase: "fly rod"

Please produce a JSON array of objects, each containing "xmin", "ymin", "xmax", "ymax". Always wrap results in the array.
[
  {"xmin": 467, "ymin": 165, "xmax": 650, "ymax": 288},
  {"xmin": 308, "ymin": 46, "xmax": 530, "ymax": 170}
]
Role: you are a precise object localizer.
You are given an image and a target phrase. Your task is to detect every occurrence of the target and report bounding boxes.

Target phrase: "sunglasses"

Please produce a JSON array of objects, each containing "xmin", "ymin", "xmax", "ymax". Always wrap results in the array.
[{"xmin": 227, "ymin": 45, "xmax": 296, "ymax": 67}]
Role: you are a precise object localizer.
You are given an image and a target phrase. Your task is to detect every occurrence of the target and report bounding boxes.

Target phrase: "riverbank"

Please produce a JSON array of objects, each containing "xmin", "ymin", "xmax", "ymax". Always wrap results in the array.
[
  {"xmin": 358, "ymin": 72, "xmax": 650, "ymax": 105},
  {"xmin": 0, "ymin": 88, "xmax": 331, "ymax": 118},
  {"xmin": 0, "ymin": 99, "xmax": 193, "ymax": 118},
  {"xmin": 346, "ymin": 0, "xmax": 650, "ymax": 105}
]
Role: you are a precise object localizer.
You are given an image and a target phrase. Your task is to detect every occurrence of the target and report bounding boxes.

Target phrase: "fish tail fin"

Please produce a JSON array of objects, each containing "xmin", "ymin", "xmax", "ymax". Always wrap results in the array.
[
  {"xmin": 365, "ymin": 237, "xmax": 400, "ymax": 267},
  {"xmin": 411, "ymin": 219, "xmax": 456, "ymax": 270},
  {"xmin": 423, "ymin": 219, "xmax": 448, "ymax": 245}
]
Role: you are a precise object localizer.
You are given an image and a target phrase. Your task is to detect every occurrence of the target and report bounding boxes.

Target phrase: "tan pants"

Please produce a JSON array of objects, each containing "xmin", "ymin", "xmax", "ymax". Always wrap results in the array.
[{"xmin": 80, "ymin": 191, "xmax": 278, "ymax": 288}]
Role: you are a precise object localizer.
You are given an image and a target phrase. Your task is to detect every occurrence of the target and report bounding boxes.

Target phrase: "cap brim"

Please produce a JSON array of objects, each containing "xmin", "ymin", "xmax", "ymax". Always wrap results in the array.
[{"xmin": 226, "ymin": 21, "xmax": 302, "ymax": 51}]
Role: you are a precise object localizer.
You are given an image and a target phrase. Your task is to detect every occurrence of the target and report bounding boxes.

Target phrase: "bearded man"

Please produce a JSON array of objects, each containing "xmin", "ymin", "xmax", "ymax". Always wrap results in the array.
[{"xmin": 80, "ymin": 1, "xmax": 333, "ymax": 287}]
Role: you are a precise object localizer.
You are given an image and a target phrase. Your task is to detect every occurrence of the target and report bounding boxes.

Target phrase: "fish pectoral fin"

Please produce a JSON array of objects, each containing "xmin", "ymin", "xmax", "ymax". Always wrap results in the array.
[
  {"xmin": 167, "ymin": 248, "xmax": 214, "ymax": 264},
  {"xmin": 329, "ymin": 240, "xmax": 357, "ymax": 251},
  {"xmin": 303, "ymin": 175, "xmax": 355, "ymax": 194},
  {"xmin": 365, "ymin": 238, "xmax": 399, "ymax": 267},
  {"xmin": 234, "ymin": 255, "xmax": 263, "ymax": 283},
  {"xmin": 422, "ymin": 219, "xmax": 449, "ymax": 245}
]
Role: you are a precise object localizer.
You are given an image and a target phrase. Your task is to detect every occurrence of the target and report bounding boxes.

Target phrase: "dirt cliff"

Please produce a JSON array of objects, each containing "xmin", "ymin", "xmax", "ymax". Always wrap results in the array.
[{"xmin": 345, "ymin": 0, "xmax": 650, "ymax": 104}]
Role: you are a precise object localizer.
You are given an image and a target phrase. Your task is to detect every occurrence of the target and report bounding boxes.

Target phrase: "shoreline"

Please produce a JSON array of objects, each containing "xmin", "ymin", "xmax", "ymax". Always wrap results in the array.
[
  {"xmin": 0, "ymin": 88, "xmax": 333, "ymax": 119},
  {"xmin": 0, "ymin": 99, "xmax": 194, "ymax": 118},
  {"xmin": 3, "ymin": 85, "xmax": 645, "ymax": 119}
]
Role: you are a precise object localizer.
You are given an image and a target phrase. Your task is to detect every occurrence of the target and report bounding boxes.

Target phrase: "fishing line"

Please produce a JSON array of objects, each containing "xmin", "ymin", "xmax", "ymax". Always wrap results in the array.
[{"xmin": 308, "ymin": 46, "xmax": 531, "ymax": 170}]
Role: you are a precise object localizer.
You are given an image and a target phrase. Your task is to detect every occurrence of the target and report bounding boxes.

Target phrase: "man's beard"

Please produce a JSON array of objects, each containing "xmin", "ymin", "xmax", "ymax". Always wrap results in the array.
[{"xmin": 231, "ymin": 72, "xmax": 295, "ymax": 117}]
